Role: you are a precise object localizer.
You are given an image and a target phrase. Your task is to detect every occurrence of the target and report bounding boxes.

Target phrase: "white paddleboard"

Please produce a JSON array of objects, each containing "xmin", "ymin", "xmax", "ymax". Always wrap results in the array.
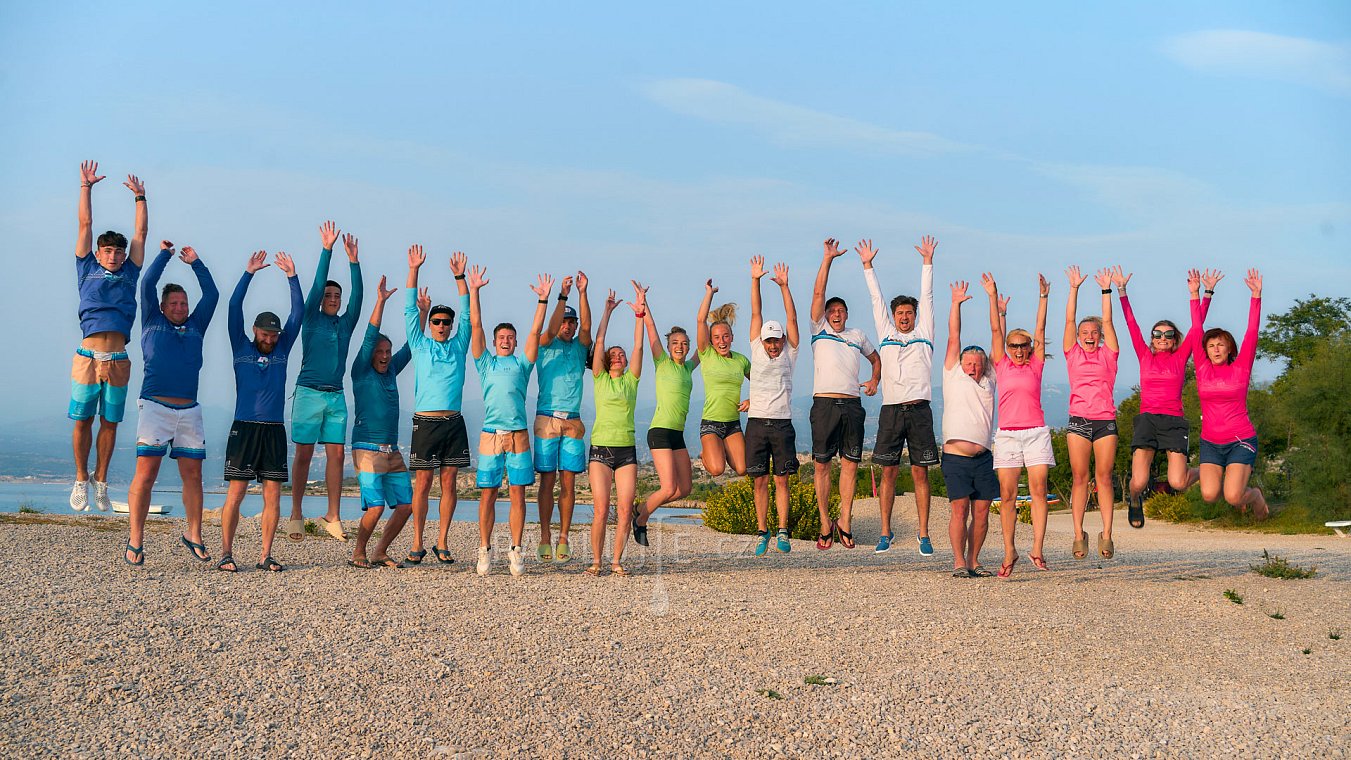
[{"xmin": 111, "ymin": 501, "xmax": 174, "ymax": 515}]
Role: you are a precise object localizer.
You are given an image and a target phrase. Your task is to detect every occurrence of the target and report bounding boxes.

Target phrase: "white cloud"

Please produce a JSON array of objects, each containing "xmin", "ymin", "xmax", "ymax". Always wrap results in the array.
[
  {"xmin": 1162, "ymin": 29, "xmax": 1351, "ymax": 97},
  {"xmin": 641, "ymin": 78, "xmax": 975, "ymax": 156}
]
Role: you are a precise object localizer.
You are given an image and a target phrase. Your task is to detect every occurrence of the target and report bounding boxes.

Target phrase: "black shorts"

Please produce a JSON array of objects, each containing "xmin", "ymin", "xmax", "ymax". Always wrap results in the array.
[
  {"xmin": 699, "ymin": 419, "xmax": 743, "ymax": 440},
  {"xmin": 224, "ymin": 421, "xmax": 289, "ymax": 482},
  {"xmin": 590, "ymin": 445, "xmax": 638, "ymax": 470},
  {"xmin": 873, "ymin": 401, "xmax": 940, "ymax": 467},
  {"xmin": 409, "ymin": 413, "xmax": 471, "ymax": 470},
  {"xmin": 745, "ymin": 418, "xmax": 800, "ymax": 477},
  {"xmin": 1067, "ymin": 416, "xmax": 1118, "ymax": 442},
  {"xmin": 647, "ymin": 427, "xmax": 687, "ymax": 451},
  {"xmin": 810, "ymin": 397, "xmax": 865, "ymax": 463},
  {"xmin": 1131, "ymin": 413, "xmax": 1189, "ymax": 454},
  {"xmin": 941, "ymin": 450, "xmax": 999, "ymax": 502}
]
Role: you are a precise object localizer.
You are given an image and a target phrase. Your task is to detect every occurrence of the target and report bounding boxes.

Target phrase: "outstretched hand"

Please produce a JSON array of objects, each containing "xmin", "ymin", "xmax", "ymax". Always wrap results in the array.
[
  {"xmin": 408, "ymin": 244, "xmax": 426, "ymax": 269},
  {"xmin": 124, "ymin": 174, "xmax": 145, "ymax": 196},
  {"xmin": 449, "ymin": 252, "xmax": 468, "ymax": 277},
  {"xmin": 914, "ymin": 235, "xmax": 937, "ymax": 263},
  {"xmin": 855, "ymin": 239, "xmax": 878, "ymax": 266},
  {"xmin": 1244, "ymin": 268, "xmax": 1262, "ymax": 297},
  {"xmin": 1065, "ymin": 265, "xmax": 1087, "ymax": 288},
  {"xmin": 246, "ymin": 251, "xmax": 270, "ymax": 274},
  {"xmin": 750, "ymin": 255, "xmax": 767, "ymax": 280},
  {"xmin": 771, "ymin": 262, "xmax": 790, "ymax": 287},
  {"xmin": 80, "ymin": 161, "xmax": 105, "ymax": 187},
  {"xmin": 1201, "ymin": 268, "xmax": 1223, "ymax": 291},
  {"xmin": 467, "ymin": 264, "xmax": 489, "ymax": 290},
  {"xmin": 823, "ymin": 238, "xmax": 845, "ymax": 259},
  {"xmin": 530, "ymin": 273, "xmax": 555, "ymax": 299},
  {"xmin": 559, "ymin": 275, "xmax": 574, "ymax": 296},
  {"xmin": 576, "ymin": 271, "xmax": 589, "ymax": 292},
  {"xmin": 604, "ymin": 289, "xmax": 619, "ymax": 313},
  {"xmin": 705, "ymin": 278, "xmax": 719, "ymax": 296},
  {"xmin": 1093, "ymin": 267, "xmax": 1113, "ymax": 290},
  {"xmin": 417, "ymin": 287, "xmax": 431, "ymax": 313},
  {"xmin": 980, "ymin": 272, "xmax": 997, "ymax": 296},
  {"xmin": 950, "ymin": 281, "xmax": 972, "ymax": 304},
  {"xmin": 179, "ymin": 246, "xmax": 199, "ymax": 265},
  {"xmin": 631, "ymin": 280, "xmax": 649, "ymax": 311},
  {"xmin": 1039, "ymin": 273, "xmax": 1051, "ymax": 297},
  {"xmin": 1111, "ymin": 266, "xmax": 1132, "ymax": 289},
  {"xmin": 998, "ymin": 295, "xmax": 1011, "ymax": 313},
  {"xmin": 342, "ymin": 233, "xmax": 359, "ymax": 263},
  {"xmin": 319, "ymin": 221, "xmax": 339, "ymax": 251},
  {"xmin": 274, "ymin": 252, "xmax": 296, "ymax": 277},
  {"xmin": 376, "ymin": 275, "xmax": 396, "ymax": 302},
  {"xmin": 160, "ymin": 240, "xmax": 175, "ymax": 255}
]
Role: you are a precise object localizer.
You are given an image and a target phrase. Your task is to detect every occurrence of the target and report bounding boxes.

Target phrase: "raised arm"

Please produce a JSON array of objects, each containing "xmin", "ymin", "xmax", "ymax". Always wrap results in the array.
[
  {"xmin": 369, "ymin": 275, "xmax": 397, "ymax": 329},
  {"xmin": 773, "ymin": 263, "xmax": 799, "ymax": 348},
  {"xmin": 1115, "ymin": 268, "xmax": 1148, "ymax": 359},
  {"xmin": 124, "ymin": 174, "xmax": 147, "ymax": 267},
  {"xmin": 946, "ymin": 281, "xmax": 971, "ymax": 371},
  {"xmin": 181, "ymin": 246, "xmax": 218, "ymax": 327},
  {"xmin": 275, "ymin": 252, "xmax": 304, "ymax": 352},
  {"xmin": 232, "ymin": 251, "xmax": 269, "ymax": 348},
  {"xmin": 76, "ymin": 161, "xmax": 104, "ymax": 258},
  {"xmin": 592, "ymin": 290, "xmax": 618, "ymax": 376},
  {"xmin": 1199, "ymin": 268, "xmax": 1222, "ymax": 324},
  {"xmin": 812, "ymin": 238, "xmax": 845, "ymax": 323},
  {"xmin": 749, "ymin": 255, "xmax": 766, "ymax": 342},
  {"xmin": 1097, "ymin": 267, "xmax": 1119, "ymax": 352},
  {"xmin": 449, "ymin": 252, "xmax": 472, "ymax": 351},
  {"xmin": 404, "ymin": 244, "xmax": 427, "ymax": 348},
  {"xmin": 576, "ymin": 271, "xmax": 594, "ymax": 349},
  {"xmin": 981, "ymin": 273, "xmax": 1004, "ymax": 363},
  {"xmin": 696, "ymin": 279, "xmax": 717, "ymax": 352},
  {"xmin": 1063, "ymin": 265, "xmax": 1086, "ymax": 353},
  {"xmin": 1238, "ymin": 269, "xmax": 1263, "ymax": 369},
  {"xmin": 541, "ymin": 274, "xmax": 572, "ymax": 346},
  {"xmin": 141, "ymin": 242, "xmax": 174, "ymax": 325},
  {"xmin": 629, "ymin": 285, "xmax": 647, "ymax": 380},
  {"xmin": 916, "ymin": 236, "xmax": 936, "ymax": 338},
  {"xmin": 341, "ymin": 232, "xmax": 364, "ymax": 327},
  {"xmin": 1035, "ymin": 274, "xmax": 1050, "ymax": 362},
  {"xmin": 467, "ymin": 264, "xmax": 489, "ymax": 360},
  {"xmin": 525, "ymin": 274, "xmax": 554, "ymax": 363},
  {"xmin": 308, "ymin": 221, "xmax": 339, "ymax": 316},
  {"xmin": 858, "ymin": 239, "xmax": 890, "ymax": 339}
]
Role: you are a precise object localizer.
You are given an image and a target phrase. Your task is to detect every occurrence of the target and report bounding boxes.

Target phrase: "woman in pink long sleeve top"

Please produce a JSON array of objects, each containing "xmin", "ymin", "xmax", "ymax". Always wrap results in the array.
[
  {"xmin": 1115, "ymin": 268, "xmax": 1217, "ymax": 529},
  {"xmin": 1193, "ymin": 269, "xmax": 1269, "ymax": 520},
  {"xmin": 1062, "ymin": 265, "xmax": 1121, "ymax": 561}
]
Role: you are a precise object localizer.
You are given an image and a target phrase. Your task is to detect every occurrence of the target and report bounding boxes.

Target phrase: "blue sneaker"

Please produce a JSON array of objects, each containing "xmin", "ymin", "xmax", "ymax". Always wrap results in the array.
[
  {"xmin": 776, "ymin": 529, "xmax": 791, "ymax": 553},
  {"xmin": 917, "ymin": 535, "xmax": 934, "ymax": 556},
  {"xmin": 875, "ymin": 533, "xmax": 893, "ymax": 554},
  {"xmin": 754, "ymin": 531, "xmax": 770, "ymax": 557}
]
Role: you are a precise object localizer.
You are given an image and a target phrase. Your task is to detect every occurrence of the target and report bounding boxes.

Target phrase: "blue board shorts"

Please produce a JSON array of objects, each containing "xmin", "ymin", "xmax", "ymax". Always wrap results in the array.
[
  {"xmin": 533, "ymin": 412, "xmax": 586, "ymax": 474},
  {"xmin": 69, "ymin": 348, "xmax": 131, "ymax": 423},
  {"xmin": 352, "ymin": 443, "xmax": 413, "ymax": 509},
  {"xmin": 478, "ymin": 430, "xmax": 535, "ymax": 488},
  {"xmin": 292, "ymin": 386, "xmax": 347, "ymax": 445}
]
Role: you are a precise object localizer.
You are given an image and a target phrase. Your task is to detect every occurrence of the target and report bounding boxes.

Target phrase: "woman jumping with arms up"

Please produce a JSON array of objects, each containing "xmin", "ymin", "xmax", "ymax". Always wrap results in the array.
[
  {"xmin": 696, "ymin": 279, "xmax": 751, "ymax": 478},
  {"xmin": 587, "ymin": 284, "xmax": 646, "ymax": 575},
  {"xmin": 983, "ymin": 272, "xmax": 1053, "ymax": 577}
]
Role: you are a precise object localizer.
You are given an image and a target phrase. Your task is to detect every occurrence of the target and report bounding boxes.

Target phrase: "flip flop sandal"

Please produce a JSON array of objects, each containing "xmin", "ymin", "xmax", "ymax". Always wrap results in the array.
[
  {"xmin": 323, "ymin": 519, "xmax": 348, "ymax": 541},
  {"xmin": 952, "ymin": 568, "xmax": 973, "ymax": 578},
  {"xmin": 610, "ymin": 565, "xmax": 631, "ymax": 577},
  {"xmin": 632, "ymin": 521, "xmax": 649, "ymax": 547},
  {"xmin": 1030, "ymin": 555, "xmax": 1049, "ymax": 571},
  {"xmin": 180, "ymin": 535, "xmax": 211, "ymax": 562},
  {"xmin": 1072, "ymin": 531, "xmax": 1088, "ymax": 559},
  {"xmin": 836, "ymin": 525, "xmax": 856, "ymax": 549},
  {"xmin": 284, "ymin": 519, "xmax": 305, "ymax": 542},
  {"xmin": 584, "ymin": 564, "xmax": 602, "ymax": 576},
  {"xmin": 348, "ymin": 558, "xmax": 375, "ymax": 569},
  {"xmin": 815, "ymin": 532, "xmax": 834, "ymax": 551},
  {"xmin": 255, "ymin": 556, "xmax": 285, "ymax": 572},
  {"xmin": 970, "ymin": 566, "xmax": 994, "ymax": 578},
  {"xmin": 404, "ymin": 549, "xmax": 427, "ymax": 565},
  {"xmin": 537, "ymin": 543, "xmax": 553, "ymax": 562},
  {"xmin": 217, "ymin": 553, "xmax": 237, "ymax": 573},
  {"xmin": 432, "ymin": 546, "xmax": 455, "ymax": 564},
  {"xmin": 1128, "ymin": 492, "xmax": 1145, "ymax": 529},
  {"xmin": 1098, "ymin": 533, "xmax": 1115, "ymax": 559},
  {"xmin": 997, "ymin": 554, "xmax": 1020, "ymax": 579},
  {"xmin": 373, "ymin": 557, "xmax": 402, "ymax": 569},
  {"xmin": 554, "ymin": 542, "xmax": 572, "ymax": 563},
  {"xmin": 123, "ymin": 543, "xmax": 145, "ymax": 566}
]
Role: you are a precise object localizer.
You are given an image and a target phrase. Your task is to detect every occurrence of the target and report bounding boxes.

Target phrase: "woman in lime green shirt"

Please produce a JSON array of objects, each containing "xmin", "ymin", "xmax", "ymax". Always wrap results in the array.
[
  {"xmin": 632, "ymin": 281, "xmax": 699, "ymax": 547},
  {"xmin": 697, "ymin": 279, "xmax": 752, "ymax": 477},
  {"xmin": 587, "ymin": 285, "xmax": 645, "ymax": 576}
]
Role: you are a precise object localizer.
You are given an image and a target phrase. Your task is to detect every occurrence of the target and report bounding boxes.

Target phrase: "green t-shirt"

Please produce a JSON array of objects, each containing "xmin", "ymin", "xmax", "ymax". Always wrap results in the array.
[
  {"xmin": 650, "ymin": 352, "xmax": 696, "ymax": 432},
  {"xmin": 591, "ymin": 370, "xmax": 640, "ymax": 446},
  {"xmin": 698, "ymin": 346, "xmax": 750, "ymax": 422}
]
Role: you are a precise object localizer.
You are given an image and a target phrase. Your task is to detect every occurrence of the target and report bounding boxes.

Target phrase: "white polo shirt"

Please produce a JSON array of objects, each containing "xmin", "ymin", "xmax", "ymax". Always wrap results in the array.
[
  {"xmin": 865, "ymin": 263, "xmax": 934, "ymax": 404},
  {"xmin": 748, "ymin": 338, "xmax": 797, "ymax": 419},
  {"xmin": 810, "ymin": 317, "xmax": 876, "ymax": 397},
  {"xmin": 941, "ymin": 362, "xmax": 995, "ymax": 449}
]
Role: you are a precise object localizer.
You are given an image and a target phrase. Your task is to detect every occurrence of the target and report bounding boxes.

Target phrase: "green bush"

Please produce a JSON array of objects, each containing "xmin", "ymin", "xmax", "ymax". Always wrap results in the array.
[
  {"xmin": 702, "ymin": 477, "xmax": 838, "ymax": 540},
  {"xmin": 1143, "ymin": 491, "xmax": 1192, "ymax": 522}
]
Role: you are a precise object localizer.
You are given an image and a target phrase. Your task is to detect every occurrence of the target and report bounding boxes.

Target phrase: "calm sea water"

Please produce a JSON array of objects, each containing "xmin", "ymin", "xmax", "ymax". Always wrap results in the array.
[{"xmin": 0, "ymin": 481, "xmax": 701, "ymax": 524}]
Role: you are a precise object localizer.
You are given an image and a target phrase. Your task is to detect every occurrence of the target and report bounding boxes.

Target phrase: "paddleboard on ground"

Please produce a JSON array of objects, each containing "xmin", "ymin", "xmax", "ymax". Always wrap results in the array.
[{"xmin": 111, "ymin": 501, "xmax": 174, "ymax": 515}]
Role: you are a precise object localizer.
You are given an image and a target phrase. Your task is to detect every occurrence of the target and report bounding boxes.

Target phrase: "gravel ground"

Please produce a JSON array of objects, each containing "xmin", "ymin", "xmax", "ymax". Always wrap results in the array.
[{"xmin": 1, "ymin": 497, "xmax": 1347, "ymax": 759}]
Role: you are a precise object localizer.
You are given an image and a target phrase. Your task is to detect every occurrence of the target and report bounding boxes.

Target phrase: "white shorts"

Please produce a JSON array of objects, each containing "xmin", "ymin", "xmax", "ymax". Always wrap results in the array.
[
  {"xmin": 135, "ymin": 399, "xmax": 207, "ymax": 459},
  {"xmin": 993, "ymin": 426, "xmax": 1056, "ymax": 470}
]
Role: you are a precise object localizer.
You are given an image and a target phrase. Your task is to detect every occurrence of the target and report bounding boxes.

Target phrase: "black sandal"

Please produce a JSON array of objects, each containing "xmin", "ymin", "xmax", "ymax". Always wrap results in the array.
[
  {"xmin": 404, "ymin": 549, "xmax": 427, "ymax": 565},
  {"xmin": 969, "ymin": 566, "xmax": 994, "ymax": 578},
  {"xmin": 835, "ymin": 521, "xmax": 856, "ymax": 549},
  {"xmin": 1128, "ymin": 492, "xmax": 1145, "ymax": 529},
  {"xmin": 348, "ymin": 558, "xmax": 375, "ymax": 569},
  {"xmin": 255, "ymin": 556, "xmax": 285, "ymax": 572},
  {"xmin": 180, "ymin": 535, "xmax": 211, "ymax": 562},
  {"xmin": 633, "ymin": 519, "xmax": 649, "ymax": 547},
  {"xmin": 123, "ymin": 543, "xmax": 145, "ymax": 566},
  {"xmin": 952, "ymin": 567, "xmax": 973, "ymax": 578},
  {"xmin": 217, "ymin": 553, "xmax": 237, "ymax": 573},
  {"xmin": 432, "ymin": 546, "xmax": 455, "ymax": 564}
]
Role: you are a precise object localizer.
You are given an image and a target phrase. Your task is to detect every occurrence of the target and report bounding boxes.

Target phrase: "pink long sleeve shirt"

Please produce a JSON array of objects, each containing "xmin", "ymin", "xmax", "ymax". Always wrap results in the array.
[
  {"xmin": 1193, "ymin": 297, "xmax": 1261, "ymax": 443},
  {"xmin": 1120, "ymin": 294, "xmax": 1211, "ymax": 417}
]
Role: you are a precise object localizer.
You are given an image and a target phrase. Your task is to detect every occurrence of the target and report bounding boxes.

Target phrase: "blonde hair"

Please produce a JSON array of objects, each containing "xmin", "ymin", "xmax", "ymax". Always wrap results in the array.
[
  {"xmin": 707, "ymin": 303, "xmax": 738, "ymax": 328},
  {"xmin": 1077, "ymin": 316, "xmax": 1103, "ymax": 332},
  {"xmin": 1007, "ymin": 328, "xmax": 1033, "ymax": 344}
]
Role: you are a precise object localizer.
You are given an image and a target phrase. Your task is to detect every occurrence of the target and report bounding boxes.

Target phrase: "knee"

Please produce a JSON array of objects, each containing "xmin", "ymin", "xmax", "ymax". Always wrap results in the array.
[
  {"xmin": 1223, "ymin": 487, "xmax": 1246, "ymax": 507},
  {"xmin": 1200, "ymin": 485, "xmax": 1221, "ymax": 504},
  {"xmin": 911, "ymin": 466, "xmax": 929, "ymax": 484},
  {"xmin": 705, "ymin": 462, "xmax": 726, "ymax": 477},
  {"xmin": 1166, "ymin": 474, "xmax": 1191, "ymax": 491},
  {"xmin": 1027, "ymin": 482, "xmax": 1048, "ymax": 498}
]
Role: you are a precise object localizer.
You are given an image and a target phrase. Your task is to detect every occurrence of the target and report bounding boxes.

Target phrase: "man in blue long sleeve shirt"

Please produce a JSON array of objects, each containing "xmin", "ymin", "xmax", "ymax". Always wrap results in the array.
[
  {"xmin": 288, "ymin": 221, "xmax": 363, "ymax": 542},
  {"xmin": 402, "ymin": 244, "xmax": 472, "ymax": 565},
  {"xmin": 219, "ymin": 251, "xmax": 303, "ymax": 573},
  {"xmin": 347, "ymin": 276, "xmax": 415, "ymax": 569},
  {"xmin": 124, "ymin": 242, "xmax": 219, "ymax": 565}
]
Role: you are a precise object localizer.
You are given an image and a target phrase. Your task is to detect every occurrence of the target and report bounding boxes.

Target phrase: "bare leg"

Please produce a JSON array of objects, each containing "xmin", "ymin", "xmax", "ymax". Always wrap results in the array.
[
  {"xmin": 968, "ymin": 501, "xmax": 991, "ymax": 569},
  {"xmin": 948, "ymin": 497, "xmax": 970, "ymax": 570},
  {"xmin": 509, "ymin": 484, "xmax": 527, "ymax": 547},
  {"xmin": 879, "ymin": 464, "xmax": 899, "ymax": 538},
  {"xmin": 354, "ymin": 507, "xmax": 381, "ymax": 561},
  {"xmin": 1067, "ymin": 434, "xmax": 1093, "ymax": 539},
  {"xmin": 1223, "ymin": 463, "xmax": 1268, "ymax": 519},
  {"xmin": 558, "ymin": 471, "xmax": 577, "ymax": 546},
  {"xmin": 772, "ymin": 473, "xmax": 791, "ymax": 530},
  {"xmin": 613, "ymin": 464, "xmax": 637, "ymax": 567},
  {"xmin": 127, "ymin": 455, "xmax": 162, "ymax": 560},
  {"xmin": 260, "ymin": 480, "xmax": 281, "ymax": 560},
  {"xmin": 1130, "ymin": 447, "xmax": 1155, "ymax": 498},
  {"xmin": 1165, "ymin": 451, "xmax": 1200, "ymax": 492},
  {"xmin": 178, "ymin": 458, "xmax": 205, "ymax": 545},
  {"xmin": 643, "ymin": 448, "xmax": 680, "ymax": 524},
  {"xmin": 220, "ymin": 479, "xmax": 250, "ymax": 556},
  {"xmin": 1094, "ymin": 435, "xmax": 1119, "ymax": 538},
  {"xmin": 722, "ymin": 433, "xmax": 748, "ymax": 477},
  {"xmin": 912, "ymin": 465, "xmax": 931, "ymax": 538},
  {"xmin": 996, "ymin": 468, "xmax": 1021, "ymax": 567},
  {"xmin": 1198, "ymin": 463, "xmax": 1224, "ymax": 503},
  {"xmin": 372, "ymin": 505, "xmax": 412, "ymax": 561},
  {"xmin": 700, "ymin": 435, "xmax": 727, "ymax": 477},
  {"xmin": 1026, "ymin": 465, "xmax": 1050, "ymax": 559},
  {"xmin": 323, "ymin": 442, "xmax": 345, "ymax": 523},
  {"xmin": 813, "ymin": 460, "xmax": 832, "ymax": 535},
  {"xmin": 538, "ymin": 470, "xmax": 557, "ymax": 545},
  {"xmin": 838, "ymin": 459, "xmax": 859, "ymax": 534},
  {"xmin": 93, "ymin": 419, "xmax": 117, "ymax": 482},
  {"xmin": 289, "ymin": 442, "xmax": 315, "ymax": 522},
  {"xmin": 72, "ymin": 418, "xmax": 93, "ymax": 482},
  {"xmin": 410, "ymin": 469, "xmax": 433, "ymax": 553},
  {"xmin": 753, "ymin": 474, "xmax": 771, "ymax": 532},
  {"xmin": 588, "ymin": 463, "xmax": 613, "ymax": 566},
  {"xmin": 478, "ymin": 486, "xmax": 499, "ymax": 547},
  {"xmin": 437, "ymin": 467, "xmax": 459, "ymax": 551}
]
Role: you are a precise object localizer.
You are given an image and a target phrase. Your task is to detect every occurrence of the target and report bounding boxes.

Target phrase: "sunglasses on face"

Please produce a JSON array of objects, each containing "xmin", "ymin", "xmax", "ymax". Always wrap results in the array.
[
  {"xmin": 1151, "ymin": 330, "xmax": 1178, "ymax": 340},
  {"xmin": 429, "ymin": 318, "xmax": 452, "ymax": 326},
  {"xmin": 1007, "ymin": 342, "xmax": 1031, "ymax": 350}
]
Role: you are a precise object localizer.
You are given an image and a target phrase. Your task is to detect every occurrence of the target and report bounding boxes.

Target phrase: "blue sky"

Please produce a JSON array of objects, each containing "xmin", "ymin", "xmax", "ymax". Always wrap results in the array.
[{"xmin": 1, "ymin": 1, "xmax": 1348, "ymax": 428}]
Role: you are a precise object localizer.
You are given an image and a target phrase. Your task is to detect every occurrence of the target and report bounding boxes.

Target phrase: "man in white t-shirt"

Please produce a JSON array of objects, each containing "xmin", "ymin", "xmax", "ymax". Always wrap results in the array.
[
  {"xmin": 859, "ymin": 236, "xmax": 939, "ymax": 556},
  {"xmin": 745, "ymin": 256, "xmax": 800, "ymax": 556},
  {"xmin": 809, "ymin": 239, "xmax": 881, "ymax": 551}
]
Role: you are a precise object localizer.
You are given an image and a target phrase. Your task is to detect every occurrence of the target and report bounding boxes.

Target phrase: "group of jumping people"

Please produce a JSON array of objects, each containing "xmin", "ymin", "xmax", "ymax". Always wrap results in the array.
[{"xmin": 70, "ymin": 161, "xmax": 1269, "ymax": 578}]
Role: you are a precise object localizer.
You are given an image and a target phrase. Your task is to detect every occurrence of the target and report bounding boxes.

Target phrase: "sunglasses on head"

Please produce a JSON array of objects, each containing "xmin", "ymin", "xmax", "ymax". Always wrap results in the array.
[
  {"xmin": 1007, "ymin": 342, "xmax": 1031, "ymax": 350},
  {"xmin": 429, "ymin": 318, "xmax": 452, "ymax": 326},
  {"xmin": 1151, "ymin": 329, "xmax": 1178, "ymax": 340}
]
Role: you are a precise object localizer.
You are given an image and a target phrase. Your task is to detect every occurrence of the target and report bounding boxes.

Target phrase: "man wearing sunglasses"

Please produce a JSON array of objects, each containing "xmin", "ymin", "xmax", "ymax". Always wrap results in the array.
[
  {"xmin": 403, "ymin": 245, "xmax": 473, "ymax": 565},
  {"xmin": 69, "ymin": 161, "xmax": 147, "ymax": 514}
]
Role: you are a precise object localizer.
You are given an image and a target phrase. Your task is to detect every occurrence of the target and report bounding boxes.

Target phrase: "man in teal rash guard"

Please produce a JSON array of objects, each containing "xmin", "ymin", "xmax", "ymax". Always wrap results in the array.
[
  {"xmin": 287, "ymin": 221, "xmax": 362, "ymax": 543},
  {"xmin": 402, "ymin": 244, "xmax": 472, "ymax": 566},
  {"xmin": 346, "ymin": 276, "xmax": 414, "ymax": 569},
  {"xmin": 219, "ymin": 251, "xmax": 304, "ymax": 573}
]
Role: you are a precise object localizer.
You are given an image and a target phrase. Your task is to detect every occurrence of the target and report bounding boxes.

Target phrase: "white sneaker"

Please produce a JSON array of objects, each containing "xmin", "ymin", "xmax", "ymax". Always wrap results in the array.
[
  {"xmin": 508, "ymin": 546, "xmax": 525, "ymax": 577},
  {"xmin": 476, "ymin": 547, "xmax": 491, "ymax": 576},
  {"xmin": 92, "ymin": 481, "xmax": 111, "ymax": 512},
  {"xmin": 70, "ymin": 480, "xmax": 90, "ymax": 512}
]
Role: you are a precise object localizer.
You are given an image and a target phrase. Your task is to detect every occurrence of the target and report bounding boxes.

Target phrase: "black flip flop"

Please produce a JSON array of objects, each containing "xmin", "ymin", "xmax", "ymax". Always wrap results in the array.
[
  {"xmin": 255, "ymin": 556, "xmax": 285, "ymax": 572},
  {"xmin": 432, "ymin": 547, "xmax": 455, "ymax": 564},
  {"xmin": 180, "ymin": 535, "xmax": 211, "ymax": 562},
  {"xmin": 633, "ymin": 520, "xmax": 649, "ymax": 547},
  {"xmin": 835, "ymin": 522, "xmax": 856, "ymax": 549},
  {"xmin": 969, "ymin": 566, "xmax": 994, "ymax": 578},
  {"xmin": 1128, "ymin": 492, "xmax": 1145, "ymax": 529},
  {"xmin": 404, "ymin": 549, "xmax": 427, "ymax": 565},
  {"xmin": 123, "ymin": 543, "xmax": 145, "ymax": 566},
  {"xmin": 952, "ymin": 568, "xmax": 973, "ymax": 578},
  {"xmin": 348, "ymin": 558, "xmax": 375, "ymax": 569},
  {"xmin": 217, "ymin": 553, "xmax": 237, "ymax": 573}
]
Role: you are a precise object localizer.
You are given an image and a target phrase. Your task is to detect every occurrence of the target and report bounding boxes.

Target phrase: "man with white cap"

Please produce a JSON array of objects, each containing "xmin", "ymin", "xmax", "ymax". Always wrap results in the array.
[{"xmin": 745, "ymin": 256, "xmax": 801, "ymax": 556}]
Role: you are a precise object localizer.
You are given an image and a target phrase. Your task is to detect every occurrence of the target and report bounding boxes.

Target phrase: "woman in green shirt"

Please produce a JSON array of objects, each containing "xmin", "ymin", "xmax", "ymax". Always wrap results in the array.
[
  {"xmin": 587, "ymin": 286, "xmax": 645, "ymax": 576},
  {"xmin": 697, "ymin": 279, "xmax": 752, "ymax": 477},
  {"xmin": 632, "ymin": 281, "xmax": 699, "ymax": 547}
]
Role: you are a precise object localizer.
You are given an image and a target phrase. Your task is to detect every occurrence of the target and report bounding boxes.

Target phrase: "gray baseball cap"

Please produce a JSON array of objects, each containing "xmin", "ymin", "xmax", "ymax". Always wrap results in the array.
[{"xmin": 253, "ymin": 312, "xmax": 282, "ymax": 332}]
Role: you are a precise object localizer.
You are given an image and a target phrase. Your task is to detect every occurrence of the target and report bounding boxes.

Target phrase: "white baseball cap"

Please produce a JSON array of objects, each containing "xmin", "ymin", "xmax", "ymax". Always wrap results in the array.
[{"xmin": 760, "ymin": 321, "xmax": 785, "ymax": 341}]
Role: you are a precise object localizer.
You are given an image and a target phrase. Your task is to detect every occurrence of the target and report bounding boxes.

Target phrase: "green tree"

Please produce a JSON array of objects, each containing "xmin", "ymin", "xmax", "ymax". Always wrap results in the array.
[
  {"xmin": 1258, "ymin": 295, "xmax": 1351, "ymax": 368},
  {"xmin": 1264, "ymin": 335, "xmax": 1351, "ymax": 519}
]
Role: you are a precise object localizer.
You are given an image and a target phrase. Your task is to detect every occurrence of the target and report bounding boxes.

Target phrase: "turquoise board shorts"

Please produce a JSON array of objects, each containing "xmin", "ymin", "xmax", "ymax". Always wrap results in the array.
[
  {"xmin": 291, "ymin": 385, "xmax": 348, "ymax": 445},
  {"xmin": 352, "ymin": 444, "xmax": 413, "ymax": 509}
]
